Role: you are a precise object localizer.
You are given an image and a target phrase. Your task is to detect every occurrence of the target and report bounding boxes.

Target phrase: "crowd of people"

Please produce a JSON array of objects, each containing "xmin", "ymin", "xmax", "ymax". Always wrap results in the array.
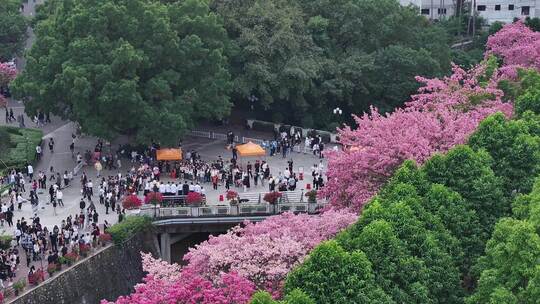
[
  {"xmin": 257, "ymin": 128, "xmax": 326, "ymax": 159},
  {"xmin": 0, "ymin": 138, "xmax": 121, "ymax": 291},
  {"xmin": 0, "ymin": 122, "xmax": 329, "ymax": 295}
]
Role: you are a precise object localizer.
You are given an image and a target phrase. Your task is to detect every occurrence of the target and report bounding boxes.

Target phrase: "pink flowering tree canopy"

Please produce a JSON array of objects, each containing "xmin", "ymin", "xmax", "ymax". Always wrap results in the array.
[
  {"xmin": 321, "ymin": 63, "xmax": 513, "ymax": 211},
  {"xmin": 485, "ymin": 21, "xmax": 540, "ymax": 70},
  {"xmin": 102, "ymin": 253, "xmax": 256, "ymax": 304},
  {"xmin": 105, "ymin": 210, "xmax": 356, "ymax": 304},
  {"xmin": 0, "ymin": 62, "xmax": 16, "ymax": 88},
  {"xmin": 184, "ymin": 210, "xmax": 357, "ymax": 296},
  {"xmin": 321, "ymin": 21, "xmax": 540, "ymax": 211},
  {"xmin": 0, "ymin": 62, "xmax": 16, "ymax": 108}
]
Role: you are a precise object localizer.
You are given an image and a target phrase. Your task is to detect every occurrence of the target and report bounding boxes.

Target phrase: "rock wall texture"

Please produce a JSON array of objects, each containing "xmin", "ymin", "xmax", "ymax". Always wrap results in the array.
[{"xmin": 11, "ymin": 232, "xmax": 158, "ymax": 304}]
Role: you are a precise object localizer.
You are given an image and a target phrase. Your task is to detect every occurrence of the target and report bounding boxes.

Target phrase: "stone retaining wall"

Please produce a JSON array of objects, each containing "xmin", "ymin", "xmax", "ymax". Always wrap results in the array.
[{"xmin": 10, "ymin": 232, "xmax": 157, "ymax": 304}]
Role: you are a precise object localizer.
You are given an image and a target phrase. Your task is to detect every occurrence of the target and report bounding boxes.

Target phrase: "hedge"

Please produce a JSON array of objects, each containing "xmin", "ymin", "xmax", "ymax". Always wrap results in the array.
[
  {"xmin": 107, "ymin": 216, "xmax": 153, "ymax": 245},
  {"xmin": 0, "ymin": 126, "xmax": 43, "ymax": 170},
  {"xmin": 0, "ymin": 235, "xmax": 13, "ymax": 250}
]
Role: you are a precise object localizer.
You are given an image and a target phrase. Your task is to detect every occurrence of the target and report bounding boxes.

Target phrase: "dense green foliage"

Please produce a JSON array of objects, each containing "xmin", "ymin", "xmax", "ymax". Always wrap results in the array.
[
  {"xmin": 251, "ymin": 289, "xmax": 315, "ymax": 304},
  {"xmin": 213, "ymin": 0, "xmax": 451, "ymax": 127},
  {"xmin": 12, "ymin": 0, "xmax": 232, "ymax": 145},
  {"xmin": 15, "ymin": 0, "xmax": 452, "ymax": 137},
  {"xmin": 0, "ymin": 0, "xmax": 27, "ymax": 61},
  {"xmin": 0, "ymin": 126, "xmax": 43, "ymax": 170},
  {"xmin": 468, "ymin": 178, "xmax": 540, "ymax": 303},
  {"xmin": 514, "ymin": 70, "xmax": 540, "ymax": 116},
  {"xmin": 469, "ymin": 113, "xmax": 540, "ymax": 195},
  {"xmin": 438, "ymin": 14, "xmax": 503, "ymax": 69},
  {"xmin": 0, "ymin": 235, "xmax": 13, "ymax": 250},
  {"xmin": 276, "ymin": 72, "xmax": 540, "ymax": 303},
  {"xmin": 525, "ymin": 17, "xmax": 540, "ymax": 32},
  {"xmin": 107, "ymin": 216, "xmax": 152, "ymax": 245}
]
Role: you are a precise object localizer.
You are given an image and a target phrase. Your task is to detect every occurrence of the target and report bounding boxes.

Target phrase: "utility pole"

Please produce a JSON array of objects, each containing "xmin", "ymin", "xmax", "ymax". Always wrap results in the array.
[
  {"xmin": 467, "ymin": 0, "xmax": 476, "ymax": 37},
  {"xmin": 472, "ymin": 0, "xmax": 476, "ymax": 38}
]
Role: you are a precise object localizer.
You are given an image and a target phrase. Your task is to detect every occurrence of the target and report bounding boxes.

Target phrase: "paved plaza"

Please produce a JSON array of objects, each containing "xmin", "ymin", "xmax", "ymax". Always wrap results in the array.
[{"xmin": 2, "ymin": 106, "xmax": 331, "ymax": 227}]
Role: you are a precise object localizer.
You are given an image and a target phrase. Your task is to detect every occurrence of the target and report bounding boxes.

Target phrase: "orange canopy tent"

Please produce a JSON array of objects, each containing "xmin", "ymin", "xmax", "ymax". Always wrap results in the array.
[
  {"xmin": 156, "ymin": 148, "xmax": 183, "ymax": 161},
  {"xmin": 236, "ymin": 142, "xmax": 266, "ymax": 157}
]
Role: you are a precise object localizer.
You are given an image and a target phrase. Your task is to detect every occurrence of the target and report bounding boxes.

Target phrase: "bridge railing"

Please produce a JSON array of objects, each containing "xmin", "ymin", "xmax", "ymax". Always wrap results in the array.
[{"xmin": 138, "ymin": 201, "xmax": 326, "ymax": 218}]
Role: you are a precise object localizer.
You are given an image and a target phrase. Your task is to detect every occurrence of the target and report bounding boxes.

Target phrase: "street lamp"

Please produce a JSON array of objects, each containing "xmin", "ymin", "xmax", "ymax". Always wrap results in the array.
[
  {"xmin": 248, "ymin": 94, "xmax": 258, "ymax": 111},
  {"xmin": 332, "ymin": 107, "xmax": 343, "ymax": 115}
]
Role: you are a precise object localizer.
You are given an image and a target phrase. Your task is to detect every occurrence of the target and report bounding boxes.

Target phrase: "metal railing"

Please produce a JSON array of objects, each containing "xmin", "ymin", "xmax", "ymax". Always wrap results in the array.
[
  {"xmin": 189, "ymin": 130, "xmax": 242, "ymax": 144},
  {"xmin": 137, "ymin": 201, "xmax": 326, "ymax": 218},
  {"xmin": 241, "ymin": 137, "xmax": 265, "ymax": 145}
]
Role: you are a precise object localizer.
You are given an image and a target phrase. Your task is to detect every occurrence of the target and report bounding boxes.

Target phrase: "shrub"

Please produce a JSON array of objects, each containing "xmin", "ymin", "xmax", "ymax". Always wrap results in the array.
[
  {"xmin": 63, "ymin": 252, "xmax": 78, "ymax": 265},
  {"xmin": 144, "ymin": 192, "xmax": 163, "ymax": 205},
  {"xmin": 122, "ymin": 195, "xmax": 142, "ymax": 210},
  {"xmin": 0, "ymin": 126, "xmax": 43, "ymax": 170},
  {"xmin": 226, "ymin": 190, "xmax": 239, "ymax": 201},
  {"xmin": 107, "ymin": 216, "xmax": 153, "ymax": 245},
  {"xmin": 263, "ymin": 191, "xmax": 282, "ymax": 204},
  {"xmin": 0, "ymin": 235, "xmax": 12, "ymax": 250},
  {"xmin": 28, "ymin": 269, "xmax": 45, "ymax": 284},
  {"xmin": 79, "ymin": 243, "xmax": 91, "ymax": 257},
  {"xmin": 99, "ymin": 233, "xmax": 112, "ymax": 244},
  {"xmin": 46, "ymin": 264, "xmax": 56, "ymax": 275},
  {"xmin": 304, "ymin": 190, "xmax": 317, "ymax": 203},
  {"xmin": 13, "ymin": 278, "xmax": 26, "ymax": 291},
  {"xmin": 186, "ymin": 192, "xmax": 203, "ymax": 205}
]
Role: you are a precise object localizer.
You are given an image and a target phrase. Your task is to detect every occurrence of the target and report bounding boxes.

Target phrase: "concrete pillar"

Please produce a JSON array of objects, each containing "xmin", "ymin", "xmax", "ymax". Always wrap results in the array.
[{"xmin": 160, "ymin": 233, "xmax": 171, "ymax": 263}]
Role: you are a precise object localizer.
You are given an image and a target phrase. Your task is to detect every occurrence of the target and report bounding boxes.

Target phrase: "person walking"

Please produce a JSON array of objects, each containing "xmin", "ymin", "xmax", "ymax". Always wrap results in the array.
[
  {"xmin": 104, "ymin": 197, "xmax": 110, "ymax": 215},
  {"xmin": 48, "ymin": 184, "xmax": 55, "ymax": 205},
  {"xmin": 52, "ymin": 199, "xmax": 57, "ymax": 216},
  {"xmin": 48, "ymin": 138, "xmax": 55, "ymax": 153},
  {"xmin": 27, "ymin": 164, "xmax": 34, "ymax": 180},
  {"xmin": 94, "ymin": 161, "xmax": 102, "ymax": 177},
  {"xmin": 56, "ymin": 189, "xmax": 64, "ymax": 207},
  {"xmin": 79, "ymin": 199, "xmax": 86, "ymax": 213},
  {"xmin": 35, "ymin": 145, "xmax": 42, "ymax": 161}
]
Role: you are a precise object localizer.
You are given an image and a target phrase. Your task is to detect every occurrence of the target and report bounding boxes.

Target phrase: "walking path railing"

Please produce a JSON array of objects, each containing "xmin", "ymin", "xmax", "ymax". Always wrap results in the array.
[
  {"xmin": 134, "ymin": 190, "xmax": 325, "ymax": 218},
  {"xmin": 190, "ymin": 130, "xmax": 259, "ymax": 145},
  {"xmin": 138, "ymin": 201, "xmax": 326, "ymax": 218}
]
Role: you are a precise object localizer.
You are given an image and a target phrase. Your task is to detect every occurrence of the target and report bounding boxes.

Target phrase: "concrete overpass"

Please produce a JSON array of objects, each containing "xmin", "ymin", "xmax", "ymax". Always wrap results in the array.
[{"xmin": 141, "ymin": 201, "xmax": 326, "ymax": 262}]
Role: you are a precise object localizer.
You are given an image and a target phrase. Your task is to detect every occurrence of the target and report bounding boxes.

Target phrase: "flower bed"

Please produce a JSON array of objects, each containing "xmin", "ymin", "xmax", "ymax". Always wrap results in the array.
[{"xmin": 122, "ymin": 195, "xmax": 142, "ymax": 210}]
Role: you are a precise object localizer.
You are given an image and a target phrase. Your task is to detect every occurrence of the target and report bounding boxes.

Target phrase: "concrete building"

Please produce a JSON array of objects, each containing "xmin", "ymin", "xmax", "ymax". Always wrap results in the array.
[
  {"xmin": 475, "ymin": 0, "xmax": 539, "ymax": 23},
  {"xmin": 400, "ymin": 0, "xmax": 539, "ymax": 23}
]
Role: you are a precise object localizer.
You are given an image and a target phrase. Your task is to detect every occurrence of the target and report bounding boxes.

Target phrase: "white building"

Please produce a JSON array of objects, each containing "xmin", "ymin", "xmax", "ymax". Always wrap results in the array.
[
  {"xmin": 400, "ymin": 0, "xmax": 540, "ymax": 23},
  {"xmin": 475, "ymin": 0, "xmax": 539, "ymax": 23}
]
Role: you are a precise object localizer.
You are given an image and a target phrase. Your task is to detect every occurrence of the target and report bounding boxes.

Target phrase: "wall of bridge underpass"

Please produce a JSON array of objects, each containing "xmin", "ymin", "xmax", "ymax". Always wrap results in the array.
[{"xmin": 170, "ymin": 232, "xmax": 214, "ymax": 264}]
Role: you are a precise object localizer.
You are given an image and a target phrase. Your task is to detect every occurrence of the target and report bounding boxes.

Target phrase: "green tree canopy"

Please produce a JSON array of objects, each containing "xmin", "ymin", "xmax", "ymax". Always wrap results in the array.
[
  {"xmin": 422, "ymin": 145, "xmax": 507, "ymax": 236},
  {"xmin": 212, "ymin": 0, "xmax": 451, "ymax": 128},
  {"xmin": 468, "ymin": 112, "xmax": 540, "ymax": 195},
  {"xmin": 0, "ymin": 0, "xmax": 27, "ymax": 61},
  {"xmin": 468, "ymin": 218, "xmax": 540, "ymax": 304},
  {"xmin": 284, "ymin": 240, "xmax": 394, "ymax": 304},
  {"xmin": 515, "ymin": 69, "xmax": 540, "ymax": 117},
  {"xmin": 12, "ymin": 0, "xmax": 232, "ymax": 144}
]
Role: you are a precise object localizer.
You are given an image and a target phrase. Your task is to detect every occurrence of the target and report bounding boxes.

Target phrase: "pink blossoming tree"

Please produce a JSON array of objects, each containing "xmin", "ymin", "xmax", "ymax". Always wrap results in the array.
[
  {"xmin": 321, "ymin": 62, "xmax": 514, "ymax": 211},
  {"xmin": 184, "ymin": 210, "xmax": 357, "ymax": 296},
  {"xmin": 321, "ymin": 21, "xmax": 540, "ymax": 211},
  {"xmin": 485, "ymin": 21, "xmax": 540, "ymax": 70},
  {"xmin": 102, "ymin": 256, "xmax": 256, "ymax": 304},
  {"xmin": 104, "ymin": 210, "xmax": 356, "ymax": 304},
  {"xmin": 0, "ymin": 62, "xmax": 16, "ymax": 108}
]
